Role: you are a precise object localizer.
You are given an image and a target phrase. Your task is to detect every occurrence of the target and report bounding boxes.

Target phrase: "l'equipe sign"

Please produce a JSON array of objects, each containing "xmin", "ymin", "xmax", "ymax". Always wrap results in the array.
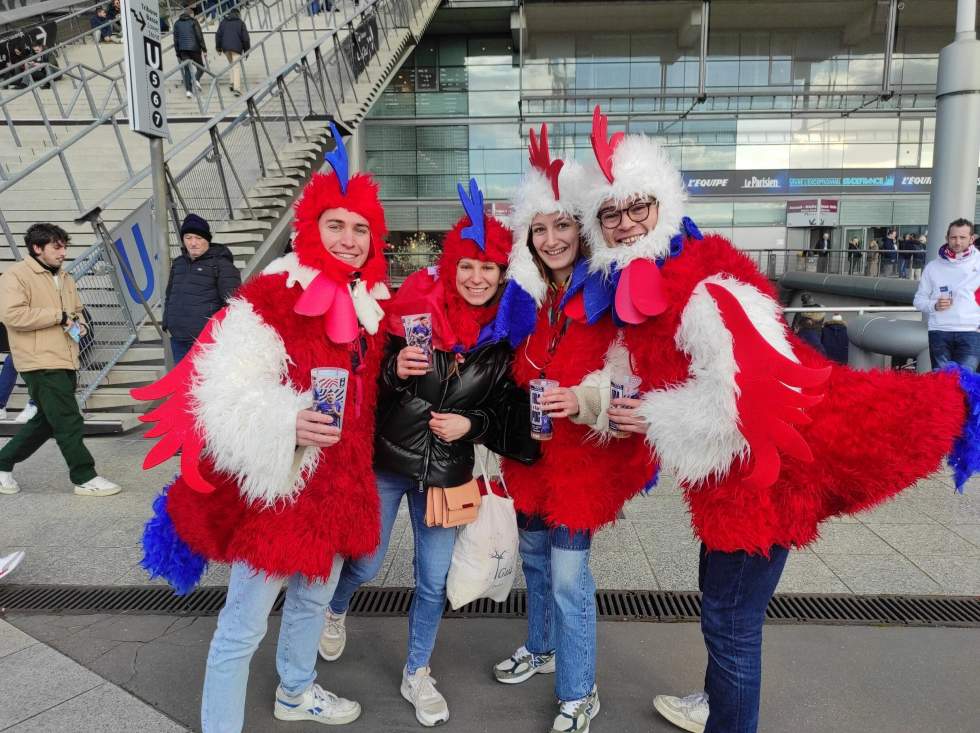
[{"xmin": 121, "ymin": 0, "xmax": 169, "ymax": 138}]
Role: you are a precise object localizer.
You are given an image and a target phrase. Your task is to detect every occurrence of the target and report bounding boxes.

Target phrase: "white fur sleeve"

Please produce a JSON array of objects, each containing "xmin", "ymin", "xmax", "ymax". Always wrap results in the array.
[
  {"xmin": 569, "ymin": 337, "xmax": 629, "ymax": 432},
  {"xmin": 190, "ymin": 298, "xmax": 318, "ymax": 507},
  {"xmin": 635, "ymin": 275, "xmax": 797, "ymax": 485}
]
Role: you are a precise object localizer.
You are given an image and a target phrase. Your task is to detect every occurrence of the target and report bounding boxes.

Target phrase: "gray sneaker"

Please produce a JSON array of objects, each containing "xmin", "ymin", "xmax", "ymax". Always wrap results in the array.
[
  {"xmin": 493, "ymin": 644, "xmax": 556, "ymax": 684},
  {"xmin": 653, "ymin": 691, "xmax": 708, "ymax": 733},
  {"xmin": 551, "ymin": 685, "xmax": 599, "ymax": 733}
]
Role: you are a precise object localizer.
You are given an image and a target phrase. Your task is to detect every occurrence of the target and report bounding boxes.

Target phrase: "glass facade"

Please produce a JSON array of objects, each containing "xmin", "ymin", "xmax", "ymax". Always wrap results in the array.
[{"xmin": 364, "ymin": 6, "xmax": 980, "ymax": 245}]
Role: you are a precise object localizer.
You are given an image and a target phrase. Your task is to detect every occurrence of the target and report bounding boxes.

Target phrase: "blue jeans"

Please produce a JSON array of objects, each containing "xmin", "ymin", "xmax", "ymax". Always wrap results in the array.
[
  {"xmin": 928, "ymin": 330, "xmax": 980, "ymax": 372},
  {"xmin": 201, "ymin": 558, "xmax": 342, "ymax": 733},
  {"xmin": 518, "ymin": 514, "xmax": 595, "ymax": 701},
  {"xmin": 699, "ymin": 543, "xmax": 789, "ymax": 733},
  {"xmin": 0, "ymin": 355, "xmax": 17, "ymax": 407},
  {"xmin": 329, "ymin": 469, "xmax": 456, "ymax": 673},
  {"xmin": 170, "ymin": 337, "xmax": 195, "ymax": 365}
]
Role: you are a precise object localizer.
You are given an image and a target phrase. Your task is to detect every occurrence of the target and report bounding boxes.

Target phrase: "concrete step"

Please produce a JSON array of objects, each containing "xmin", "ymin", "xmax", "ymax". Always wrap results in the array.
[
  {"xmin": 95, "ymin": 366, "xmax": 164, "ymax": 386},
  {"xmin": 6, "ymin": 387, "xmax": 139, "ymax": 410},
  {"xmin": 212, "ymin": 219, "xmax": 273, "ymax": 234},
  {"xmin": 0, "ymin": 411, "xmax": 141, "ymax": 435}
]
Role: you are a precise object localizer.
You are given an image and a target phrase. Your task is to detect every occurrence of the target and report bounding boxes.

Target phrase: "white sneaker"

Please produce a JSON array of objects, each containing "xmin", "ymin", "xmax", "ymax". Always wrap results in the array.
[
  {"xmin": 0, "ymin": 550, "xmax": 25, "ymax": 580},
  {"xmin": 0, "ymin": 408, "xmax": 7, "ymax": 420},
  {"xmin": 318, "ymin": 609, "xmax": 347, "ymax": 661},
  {"xmin": 185, "ymin": 90, "xmax": 192, "ymax": 98},
  {"xmin": 73, "ymin": 476, "xmax": 121, "ymax": 497},
  {"xmin": 653, "ymin": 691, "xmax": 709, "ymax": 733},
  {"xmin": 493, "ymin": 644, "xmax": 556, "ymax": 684},
  {"xmin": 15, "ymin": 403, "xmax": 37, "ymax": 423},
  {"xmin": 194, "ymin": 80, "xmax": 203, "ymax": 92},
  {"xmin": 400, "ymin": 666, "xmax": 449, "ymax": 727},
  {"xmin": 551, "ymin": 685, "xmax": 600, "ymax": 733},
  {"xmin": 273, "ymin": 682, "xmax": 361, "ymax": 725},
  {"xmin": 0, "ymin": 470, "xmax": 20, "ymax": 495}
]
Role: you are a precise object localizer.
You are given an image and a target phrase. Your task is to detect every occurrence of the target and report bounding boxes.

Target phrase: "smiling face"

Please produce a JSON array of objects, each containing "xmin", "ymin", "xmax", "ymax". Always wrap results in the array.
[
  {"xmin": 530, "ymin": 211, "xmax": 580, "ymax": 280},
  {"xmin": 455, "ymin": 258, "xmax": 503, "ymax": 306},
  {"xmin": 318, "ymin": 208, "xmax": 371, "ymax": 269},
  {"xmin": 598, "ymin": 196, "xmax": 660, "ymax": 249}
]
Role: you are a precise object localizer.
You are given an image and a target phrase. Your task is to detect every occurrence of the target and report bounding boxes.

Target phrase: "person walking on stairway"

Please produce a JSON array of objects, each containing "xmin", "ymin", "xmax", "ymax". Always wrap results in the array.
[
  {"xmin": 0, "ymin": 224, "xmax": 120, "ymax": 497},
  {"xmin": 173, "ymin": 6, "xmax": 208, "ymax": 98},
  {"xmin": 215, "ymin": 7, "xmax": 249, "ymax": 95}
]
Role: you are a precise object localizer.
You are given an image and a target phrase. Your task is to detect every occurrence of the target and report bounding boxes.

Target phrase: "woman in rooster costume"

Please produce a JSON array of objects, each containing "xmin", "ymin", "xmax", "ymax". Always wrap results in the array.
[
  {"xmin": 317, "ymin": 178, "xmax": 535, "ymax": 728},
  {"xmin": 578, "ymin": 107, "xmax": 980, "ymax": 733},
  {"xmin": 490, "ymin": 124, "xmax": 652, "ymax": 733},
  {"xmin": 134, "ymin": 124, "xmax": 391, "ymax": 732}
]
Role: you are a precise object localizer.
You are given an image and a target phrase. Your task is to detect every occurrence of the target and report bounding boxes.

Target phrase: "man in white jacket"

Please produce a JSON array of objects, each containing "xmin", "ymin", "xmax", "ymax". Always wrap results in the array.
[{"xmin": 913, "ymin": 218, "xmax": 980, "ymax": 370}]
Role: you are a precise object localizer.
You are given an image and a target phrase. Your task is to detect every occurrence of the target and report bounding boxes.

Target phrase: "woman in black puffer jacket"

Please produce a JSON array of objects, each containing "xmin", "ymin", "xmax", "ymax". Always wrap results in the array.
[
  {"xmin": 163, "ymin": 214, "xmax": 241, "ymax": 363},
  {"xmin": 321, "ymin": 201, "xmax": 533, "ymax": 727}
]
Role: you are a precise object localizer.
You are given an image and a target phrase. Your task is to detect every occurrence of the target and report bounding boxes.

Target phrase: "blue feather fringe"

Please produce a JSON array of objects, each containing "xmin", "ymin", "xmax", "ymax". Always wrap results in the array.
[
  {"xmin": 141, "ymin": 481, "xmax": 207, "ymax": 595},
  {"xmin": 642, "ymin": 465, "xmax": 660, "ymax": 495},
  {"xmin": 948, "ymin": 365, "xmax": 980, "ymax": 493},
  {"xmin": 492, "ymin": 281, "xmax": 538, "ymax": 347}
]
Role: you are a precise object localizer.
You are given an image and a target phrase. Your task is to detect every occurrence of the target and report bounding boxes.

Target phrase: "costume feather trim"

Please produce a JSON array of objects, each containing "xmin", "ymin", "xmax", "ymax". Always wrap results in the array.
[
  {"xmin": 141, "ymin": 483, "xmax": 207, "ymax": 595},
  {"xmin": 949, "ymin": 365, "xmax": 980, "ymax": 493}
]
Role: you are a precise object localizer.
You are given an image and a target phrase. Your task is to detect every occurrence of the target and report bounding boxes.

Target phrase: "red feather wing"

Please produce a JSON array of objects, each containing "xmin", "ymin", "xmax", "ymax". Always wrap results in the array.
[
  {"xmin": 130, "ymin": 311, "xmax": 228, "ymax": 493},
  {"xmin": 704, "ymin": 282, "xmax": 831, "ymax": 489}
]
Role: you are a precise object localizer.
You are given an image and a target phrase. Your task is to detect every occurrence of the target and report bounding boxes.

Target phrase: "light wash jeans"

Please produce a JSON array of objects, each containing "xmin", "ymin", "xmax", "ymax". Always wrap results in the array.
[
  {"xmin": 329, "ymin": 469, "xmax": 456, "ymax": 673},
  {"xmin": 518, "ymin": 514, "xmax": 595, "ymax": 701},
  {"xmin": 201, "ymin": 557, "xmax": 343, "ymax": 733}
]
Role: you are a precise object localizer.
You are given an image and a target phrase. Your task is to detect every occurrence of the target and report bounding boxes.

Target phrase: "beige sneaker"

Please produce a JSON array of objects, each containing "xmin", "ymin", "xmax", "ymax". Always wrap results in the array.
[
  {"xmin": 74, "ymin": 476, "xmax": 121, "ymax": 497},
  {"xmin": 318, "ymin": 609, "xmax": 347, "ymax": 661},
  {"xmin": 400, "ymin": 666, "xmax": 449, "ymax": 727},
  {"xmin": 653, "ymin": 691, "xmax": 708, "ymax": 733},
  {"xmin": 0, "ymin": 470, "xmax": 20, "ymax": 495}
]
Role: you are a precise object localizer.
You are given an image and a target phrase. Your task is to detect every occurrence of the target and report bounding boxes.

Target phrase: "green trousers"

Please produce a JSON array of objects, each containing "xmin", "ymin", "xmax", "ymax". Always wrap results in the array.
[{"xmin": 0, "ymin": 369, "xmax": 96, "ymax": 485}]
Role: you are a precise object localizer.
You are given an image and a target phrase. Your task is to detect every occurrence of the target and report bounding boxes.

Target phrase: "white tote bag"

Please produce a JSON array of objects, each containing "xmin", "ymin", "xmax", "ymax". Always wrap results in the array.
[{"xmin": 446, "ymin": 446, "xmax": 519, "ymax": 609}]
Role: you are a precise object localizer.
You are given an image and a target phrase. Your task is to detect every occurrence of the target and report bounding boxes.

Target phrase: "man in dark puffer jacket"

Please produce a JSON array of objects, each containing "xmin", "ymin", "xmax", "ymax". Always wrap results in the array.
[
  {"xmin": 163, "ymin": 214, "xmax": 240, "ymax": 363},
  {"xmin": 215, "ymin": 8, "xmax": 250, "ymax": 95}
]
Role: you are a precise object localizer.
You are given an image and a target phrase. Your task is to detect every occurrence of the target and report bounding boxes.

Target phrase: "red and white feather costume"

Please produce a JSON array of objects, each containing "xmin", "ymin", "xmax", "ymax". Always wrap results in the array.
[
  {"xmin": 136, "ymin": 168, "xmax": 391, "ymax": 586},
  {"xmin": 580, "ymin": 108, "xmax": 969, "ymax": 555},
  {"xmin": 500, "ymin": 125, "xmax": 652, "ymax": 532}
]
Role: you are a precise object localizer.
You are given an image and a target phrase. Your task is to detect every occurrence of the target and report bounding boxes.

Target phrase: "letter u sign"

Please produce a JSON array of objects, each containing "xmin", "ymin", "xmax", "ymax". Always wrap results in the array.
[{"xmin": 114, "ymin": 223, "xmax": 155, "ymax": 302}]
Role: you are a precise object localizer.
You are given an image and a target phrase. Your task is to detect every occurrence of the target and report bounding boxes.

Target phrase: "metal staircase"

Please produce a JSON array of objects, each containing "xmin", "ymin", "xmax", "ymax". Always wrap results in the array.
[{"xmin": 0, "ymin": 0, "xmax": 441, "ymax": 432}]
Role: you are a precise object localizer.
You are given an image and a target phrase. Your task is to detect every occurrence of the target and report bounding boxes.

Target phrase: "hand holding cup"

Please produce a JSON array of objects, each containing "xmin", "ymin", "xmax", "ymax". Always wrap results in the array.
[
  {"xmin": 296, "ymin": 409, "xmax": 341, "ymax": 448},
  {"xmin": 396, "ymin": 346, "xmax": 430, "ymax": 379},
  {"xmin": 540, "ymin": 387, "xmax": 580, "ymax": 419}
]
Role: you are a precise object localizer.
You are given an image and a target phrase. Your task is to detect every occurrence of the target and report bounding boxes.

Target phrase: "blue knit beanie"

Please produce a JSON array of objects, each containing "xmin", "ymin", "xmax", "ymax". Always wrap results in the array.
[{"xmin": 180, "ymin": 213, "xmax": 212, "ymax": 242}]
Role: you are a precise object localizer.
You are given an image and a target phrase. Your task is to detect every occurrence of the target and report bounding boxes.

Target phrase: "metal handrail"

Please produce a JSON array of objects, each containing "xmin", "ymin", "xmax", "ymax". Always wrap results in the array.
[{"xmin": 0, "ymin": 0, "xmax": 268, "ymax": 85}]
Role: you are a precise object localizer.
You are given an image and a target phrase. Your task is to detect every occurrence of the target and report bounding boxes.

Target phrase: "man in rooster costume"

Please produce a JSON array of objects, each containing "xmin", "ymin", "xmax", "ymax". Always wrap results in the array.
[
  {"xmin": 579, "ymin": 107, "xmax": 980, "ymax": 733},
  {"xmin": 133, "ymin": 123, "xmax": 391, "ymax": 732}
]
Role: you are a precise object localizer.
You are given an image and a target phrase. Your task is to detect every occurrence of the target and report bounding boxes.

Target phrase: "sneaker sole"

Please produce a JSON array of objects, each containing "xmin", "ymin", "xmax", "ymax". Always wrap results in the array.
[
  {"xmin": 653, "ymin": 697, "xmax": 705, "ymax": 733},
  {"xmin": 274, "ymin": 701, "xmax": 361, "ymax": 725},
  {"xmin": 318, "ymin": 639, "xmax": 345, "ymax": 662},
  {"xmin": 0, "ymin": 486, "xmax": 20, "ymax": 495},
  {"xmin": 399, "ymin": 683, "xmax": 449, "ymax": 727},
  {"xmin": 73, "ymin": 487, "xmax": 121, "ymax": 497},
  {"xmin": 493, "ymin": 657, "xmax": 556, "ymax": 684}
]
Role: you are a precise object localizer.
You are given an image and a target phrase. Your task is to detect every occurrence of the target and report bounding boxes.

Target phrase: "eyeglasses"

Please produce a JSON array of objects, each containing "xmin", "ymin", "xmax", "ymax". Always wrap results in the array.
[{"xmin": 597, "ymin": 198, "xmax": 658, "ymax": 230}]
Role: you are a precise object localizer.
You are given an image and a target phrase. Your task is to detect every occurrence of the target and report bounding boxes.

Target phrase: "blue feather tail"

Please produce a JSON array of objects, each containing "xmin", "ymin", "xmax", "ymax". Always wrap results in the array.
[
  {"xmin": 948, "ymin": 366, "xmax": 980, "ymax": 493},
  {"xmin": 141, "ymin": 482, "xmax": 207, "ymax": 595},
  {"xmin": 494, "ymin": 281, "xmax": 537, "ymax": 347}
]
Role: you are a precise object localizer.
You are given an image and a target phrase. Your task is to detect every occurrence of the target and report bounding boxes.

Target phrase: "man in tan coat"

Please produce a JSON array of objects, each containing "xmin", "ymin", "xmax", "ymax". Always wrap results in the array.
[{"xmin": 0, "ymin": 223, "xmax": 120, "ymax": 497}]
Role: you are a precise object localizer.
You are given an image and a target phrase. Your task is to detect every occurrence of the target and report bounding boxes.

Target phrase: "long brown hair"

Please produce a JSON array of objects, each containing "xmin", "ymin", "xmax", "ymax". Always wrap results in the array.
[{"xmin": 525, "ymin": 213, "xmax": 588, "ymax": 286}]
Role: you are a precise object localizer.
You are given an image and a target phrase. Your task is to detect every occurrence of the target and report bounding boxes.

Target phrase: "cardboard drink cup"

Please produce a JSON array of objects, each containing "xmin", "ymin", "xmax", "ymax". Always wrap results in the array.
[
  {"xmin": 402, "ymin": 313, "xmax": 434, "ymax": 372},
  {"xmin": 529, "ymin": 378, "xmax": 559, "ymax": 441},
  {"xmin": 609, "ymin": 373, "xmax": 642, "ymax": 438},
  {"xmin": 311, "ymin": 367, "xmax": 349, "ymax": 433}
]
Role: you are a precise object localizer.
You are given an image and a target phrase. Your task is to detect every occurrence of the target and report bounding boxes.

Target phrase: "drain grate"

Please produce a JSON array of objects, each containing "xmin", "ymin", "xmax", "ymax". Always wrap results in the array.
[{"xmin": 2, "ymin": 585, "xmax": 978, "ymax": 627}]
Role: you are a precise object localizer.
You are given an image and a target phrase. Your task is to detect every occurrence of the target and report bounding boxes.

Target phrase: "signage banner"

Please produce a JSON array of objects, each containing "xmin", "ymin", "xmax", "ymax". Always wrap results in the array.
[
  {"xmin": 121, "ymin": 0, "xmax": 168, "ymax": 138},
  {"xmin": 681, "ymin": 168, "xmax": 980, "ymax": 196},
  {"xmin": 786, "ymin": 198, "xmax": 840, "ymax": 227},
  {"xmin": 343, "ymin": 11, "xmax": 379, "ymax": 79},
  {"xmin": 107, "ymin": 201, "xmax": 165, "ymax": 321}
]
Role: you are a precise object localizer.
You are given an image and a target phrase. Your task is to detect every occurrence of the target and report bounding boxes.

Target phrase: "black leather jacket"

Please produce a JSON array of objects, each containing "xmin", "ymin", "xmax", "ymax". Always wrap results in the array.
[{"xmin": 374, "ymin": 336, "xmax": 537, "ymax": 488}]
